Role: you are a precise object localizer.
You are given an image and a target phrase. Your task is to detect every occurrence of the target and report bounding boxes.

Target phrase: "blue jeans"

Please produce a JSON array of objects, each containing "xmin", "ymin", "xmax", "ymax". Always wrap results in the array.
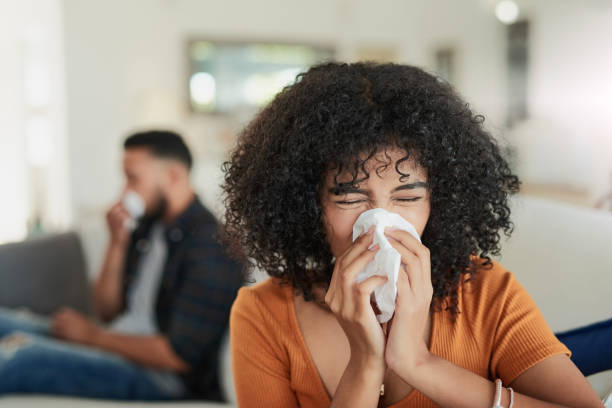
[
  {"xmin": 556, "ymin": 317, "xmax": 612, "ymax": 377},
  {"xmin": 0, "ymin": 307, "xmax": 185, "ymax": 400}
]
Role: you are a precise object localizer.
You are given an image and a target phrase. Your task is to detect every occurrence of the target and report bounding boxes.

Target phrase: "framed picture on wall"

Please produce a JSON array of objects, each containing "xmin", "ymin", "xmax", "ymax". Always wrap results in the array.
[{"xmin": 187, "ymin": 39, "xmax": 334, "ymax": 114}]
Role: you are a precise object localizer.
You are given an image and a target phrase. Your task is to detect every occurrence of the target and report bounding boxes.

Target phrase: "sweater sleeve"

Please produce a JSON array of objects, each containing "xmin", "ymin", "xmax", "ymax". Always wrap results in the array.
[
  {"xmin": 230, "ymin": 286, "xmax": 299, "ymax": 407},
  {"xmin": 488, "ymin": 270, "xmax": 571, "ymax": 385}
]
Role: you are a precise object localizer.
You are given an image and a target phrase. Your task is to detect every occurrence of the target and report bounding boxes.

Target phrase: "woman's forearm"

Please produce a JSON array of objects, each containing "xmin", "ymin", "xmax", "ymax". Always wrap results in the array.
[
  {"xmin": 397, "ymin": 353, "xmax": 573, "ymax": 408},
  {"xmin": 331, "ymin": 355, "xmax": 385, "ymax": 408}
]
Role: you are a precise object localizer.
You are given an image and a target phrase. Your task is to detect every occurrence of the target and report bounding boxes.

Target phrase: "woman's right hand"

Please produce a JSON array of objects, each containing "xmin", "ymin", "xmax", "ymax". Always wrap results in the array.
[{"xmin": 324, "ymin": 227, "xmax": 387, "ymax": 364}]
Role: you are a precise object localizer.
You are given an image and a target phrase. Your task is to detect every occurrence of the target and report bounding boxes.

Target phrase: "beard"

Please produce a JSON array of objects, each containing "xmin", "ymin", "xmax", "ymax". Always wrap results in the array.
[{"xmin": 145, "ymin": 188, "xmax": 168, "ymax": 221}]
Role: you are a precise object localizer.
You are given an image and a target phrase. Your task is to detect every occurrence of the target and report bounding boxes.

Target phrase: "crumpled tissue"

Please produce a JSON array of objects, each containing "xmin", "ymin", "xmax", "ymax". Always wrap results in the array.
[
  {"xmin": 352, "ymin": 208, "xmax": 421, "ymax": 323},
  {"xmin": 122, "ymin": 190, "xmax": 146, "ymax": 230}
]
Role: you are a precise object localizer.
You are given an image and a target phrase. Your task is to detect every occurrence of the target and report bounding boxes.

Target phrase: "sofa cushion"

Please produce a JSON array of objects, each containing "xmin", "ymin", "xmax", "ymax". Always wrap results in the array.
[
  {"xmin": 498, "ymin": 196, "xmax": 612, "ymax": 332},
  {"xmin": 0, "ymin": 232, "xmax": 92, "ymax": 316},
  {"xmin": 0, "ymin": 395, "xmax": 233, "ymax": 407}
]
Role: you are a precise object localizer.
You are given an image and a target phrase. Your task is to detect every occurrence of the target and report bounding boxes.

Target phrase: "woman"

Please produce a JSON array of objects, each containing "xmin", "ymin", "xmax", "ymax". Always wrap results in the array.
[{"xmin": 222, "ymin": 62, "xmax": 602, "ymax": 407}]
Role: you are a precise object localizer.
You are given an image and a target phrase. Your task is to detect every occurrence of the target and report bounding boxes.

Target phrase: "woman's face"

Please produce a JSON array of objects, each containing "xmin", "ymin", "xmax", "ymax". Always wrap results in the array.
[{"xmin": 321, "ymin": 147, "xmax": 431, "ymax": 258}]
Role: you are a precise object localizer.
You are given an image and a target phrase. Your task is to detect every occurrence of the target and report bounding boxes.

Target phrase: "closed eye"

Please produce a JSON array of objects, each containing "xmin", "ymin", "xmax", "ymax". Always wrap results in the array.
[
  {"xmin": 335, "ymin": 200, "xmax": 366, "ymax": 205},
  {"xmin": 335, "ymin": 197, "xmax": 422, "ymax": 205}
]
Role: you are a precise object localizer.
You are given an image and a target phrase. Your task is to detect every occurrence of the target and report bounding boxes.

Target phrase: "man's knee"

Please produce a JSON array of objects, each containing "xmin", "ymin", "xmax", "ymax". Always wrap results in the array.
[
  {"xmin": 0, "ymin": 332, "xmax": 37, "ymax": 393},
  {"xmin": 0, "ymin": 331, "xmax": 33, "ymax": 361}
]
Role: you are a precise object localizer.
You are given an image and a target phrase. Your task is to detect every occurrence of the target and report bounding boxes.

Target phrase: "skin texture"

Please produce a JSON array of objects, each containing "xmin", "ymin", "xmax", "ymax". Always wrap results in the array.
[{"xmin": 51, "ymin": 147, "xmax": 194, "ymax": 373}]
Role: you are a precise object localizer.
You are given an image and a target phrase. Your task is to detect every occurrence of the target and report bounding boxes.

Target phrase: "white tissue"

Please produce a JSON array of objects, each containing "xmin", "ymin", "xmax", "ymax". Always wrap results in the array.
[
  {"xmin": 122, "ymin": 190, "xmax": 145, "ymax": 230},
  {"xmin": 352, "ymin": 208, "xmax": 421, "ymax": 323}
]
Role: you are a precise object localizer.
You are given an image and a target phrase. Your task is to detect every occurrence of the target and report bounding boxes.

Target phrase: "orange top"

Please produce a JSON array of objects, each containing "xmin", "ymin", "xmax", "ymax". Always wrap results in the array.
[{"xmin": 230, "ymin": 260, "xmax": 570, "ymax": 407}]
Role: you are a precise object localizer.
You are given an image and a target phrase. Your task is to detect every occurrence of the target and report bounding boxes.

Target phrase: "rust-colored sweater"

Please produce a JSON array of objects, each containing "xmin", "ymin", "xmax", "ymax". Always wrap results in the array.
[{"xmin": 230, "ymin": 260, "xmax": 570, "ymax": 407}]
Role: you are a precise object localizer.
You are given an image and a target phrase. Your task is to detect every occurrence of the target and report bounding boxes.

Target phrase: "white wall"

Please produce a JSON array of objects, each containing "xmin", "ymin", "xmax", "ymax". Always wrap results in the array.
[
  {"xmin": 0, "ymin": 0, "xmax": 30, "ymax": 242},
  {"xmin": 0, "ymin": 0, "xmax": 70, "ymax": 244},
  {"xmin": 62, "ymin": 0, "xmax": 510, "ymax": 274},
  {"xmin": 62, "ymin": 0, "xmax": 507, "ymax": 218},
  {"xmin": 61, "ymin": 0, "xmax": 612, "ymax": 276},
  {"xmin": 510, "ymin": 0, "xmax": 612, "ymax": 201}
]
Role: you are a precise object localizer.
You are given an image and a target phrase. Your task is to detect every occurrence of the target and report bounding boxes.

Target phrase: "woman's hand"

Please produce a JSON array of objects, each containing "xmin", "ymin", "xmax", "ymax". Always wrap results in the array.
[
  {"xmin": 325, "ymin": 227, "xmax": 388, "ymax": 365},
  {"xmin": 384, "ymin": 228, "xmax": 434, "ymax": 381}
]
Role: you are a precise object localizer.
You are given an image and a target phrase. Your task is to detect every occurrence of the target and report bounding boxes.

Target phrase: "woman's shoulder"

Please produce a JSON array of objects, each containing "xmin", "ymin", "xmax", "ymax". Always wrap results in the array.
[
  {"xmin": 230, "ymin": 277, "xmax": 301, "ymax": 358},
  {"xmin": 232, "ymin": 277, "xmax": 294, "ymax": 324},
  {"xmin": 464, "ymin": 257, "xmax": 514, "ymax": 291},
  {"xmin": 236, "ymin": 276, "xmax": 291, "ymax": 302},
  {"xmin": 458, "ymin": 257, "xmax": 524, "ymax": 316},
  {"xmin": 459, "ymin": 258, "xmax": 571, "ymax": 383}
]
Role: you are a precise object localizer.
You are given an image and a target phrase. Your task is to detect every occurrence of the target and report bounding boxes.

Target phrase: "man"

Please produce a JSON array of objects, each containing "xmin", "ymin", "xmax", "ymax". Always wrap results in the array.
[{"xmin": 0, "ymin": 130, "xmax": 243, "ymax": 400}]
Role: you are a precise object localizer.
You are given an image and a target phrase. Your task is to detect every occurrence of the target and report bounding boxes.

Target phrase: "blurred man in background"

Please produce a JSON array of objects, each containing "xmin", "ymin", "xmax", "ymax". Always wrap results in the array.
[{"xmin": 0, "ymin": 130, "xmax": 243, "ymax": 401}]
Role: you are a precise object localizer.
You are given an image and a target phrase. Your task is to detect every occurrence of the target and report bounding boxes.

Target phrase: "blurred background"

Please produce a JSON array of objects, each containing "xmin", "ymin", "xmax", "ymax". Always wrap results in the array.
[{"xmin": 2, "ymin": 0, "xmax": 612, "ymax": 271}]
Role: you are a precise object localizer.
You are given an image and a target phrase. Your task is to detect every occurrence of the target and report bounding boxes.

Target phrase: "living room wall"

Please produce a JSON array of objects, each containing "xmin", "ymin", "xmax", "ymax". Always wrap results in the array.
[{"xmin": 60, "ymin": 0, "xmax": 612, "ymax": 276}]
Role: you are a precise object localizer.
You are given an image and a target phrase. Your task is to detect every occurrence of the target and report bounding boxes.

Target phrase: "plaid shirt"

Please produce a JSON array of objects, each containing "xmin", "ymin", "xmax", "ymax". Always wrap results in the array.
[{"xmin": 122, "ymin": 196, "xmax": 243, "ymax": 399}]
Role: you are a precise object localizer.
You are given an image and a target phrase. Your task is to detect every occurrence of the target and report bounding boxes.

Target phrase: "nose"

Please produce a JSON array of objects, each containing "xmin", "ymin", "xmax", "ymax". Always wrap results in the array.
[{"xmin": 369, "ymin": 202, "xmax": 392, "ymax": 213}]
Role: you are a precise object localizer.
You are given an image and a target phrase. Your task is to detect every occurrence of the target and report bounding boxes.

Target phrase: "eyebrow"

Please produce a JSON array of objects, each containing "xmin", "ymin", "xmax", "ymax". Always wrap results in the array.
[
  {"xmin": 391, "ymin": 181, "xmax": 429, "ymax": 192},
  {"xmin": 329, "ymin": 181, "xmax": 428, "ymax": 195}
]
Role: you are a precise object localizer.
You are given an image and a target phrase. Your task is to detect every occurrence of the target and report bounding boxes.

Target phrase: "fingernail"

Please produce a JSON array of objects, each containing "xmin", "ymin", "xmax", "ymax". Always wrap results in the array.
[{"xmin": 368, "ymin": 243, "xmax": 380, "ymax": 251}]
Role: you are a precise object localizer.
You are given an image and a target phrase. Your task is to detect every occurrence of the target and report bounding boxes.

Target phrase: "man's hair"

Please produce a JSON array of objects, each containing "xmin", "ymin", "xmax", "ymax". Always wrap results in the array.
[{"xmin": 124, "ymin": 130, "xmax": 193, "ymax": 170}]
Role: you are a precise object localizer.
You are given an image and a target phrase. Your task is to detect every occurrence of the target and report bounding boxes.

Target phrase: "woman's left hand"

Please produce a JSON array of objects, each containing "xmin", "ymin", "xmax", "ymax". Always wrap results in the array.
[{"xmin": 383, "ymin": 227, "xmax": 434, "ymax": 381}]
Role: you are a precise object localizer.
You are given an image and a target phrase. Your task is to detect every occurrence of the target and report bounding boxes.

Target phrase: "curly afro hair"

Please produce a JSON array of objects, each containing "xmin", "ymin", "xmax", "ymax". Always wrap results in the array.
[{"xmin": 222, "ymin": 61, "xmax": 520, "ymax": 318}]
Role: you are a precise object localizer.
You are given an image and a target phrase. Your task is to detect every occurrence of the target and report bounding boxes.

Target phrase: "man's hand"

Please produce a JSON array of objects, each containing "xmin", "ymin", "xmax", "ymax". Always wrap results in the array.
[
  {"xmin": 93, "ymin": 202, "xmax": 131, "ymax": 322},
  {"xmin": 106, "ymin": 202, "xmax": 131, "ymax": 247},
  {"xmin": 51, "ymin": 307, "xmax": 100, "ymax": 345}
]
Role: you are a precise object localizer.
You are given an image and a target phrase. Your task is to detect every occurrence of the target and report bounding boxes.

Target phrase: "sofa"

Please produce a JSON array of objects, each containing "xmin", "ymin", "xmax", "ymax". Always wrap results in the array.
[
  {"xmin": 0, "ymin": 195, "xmax": 610, "ymax": 406},
  {"xmin": 0, "ymin": 232, "xmax": 236, "ymax": 407},
  {"xmin": 497, "ymin": 195, "xmax": 612, "ymax": 401}
]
